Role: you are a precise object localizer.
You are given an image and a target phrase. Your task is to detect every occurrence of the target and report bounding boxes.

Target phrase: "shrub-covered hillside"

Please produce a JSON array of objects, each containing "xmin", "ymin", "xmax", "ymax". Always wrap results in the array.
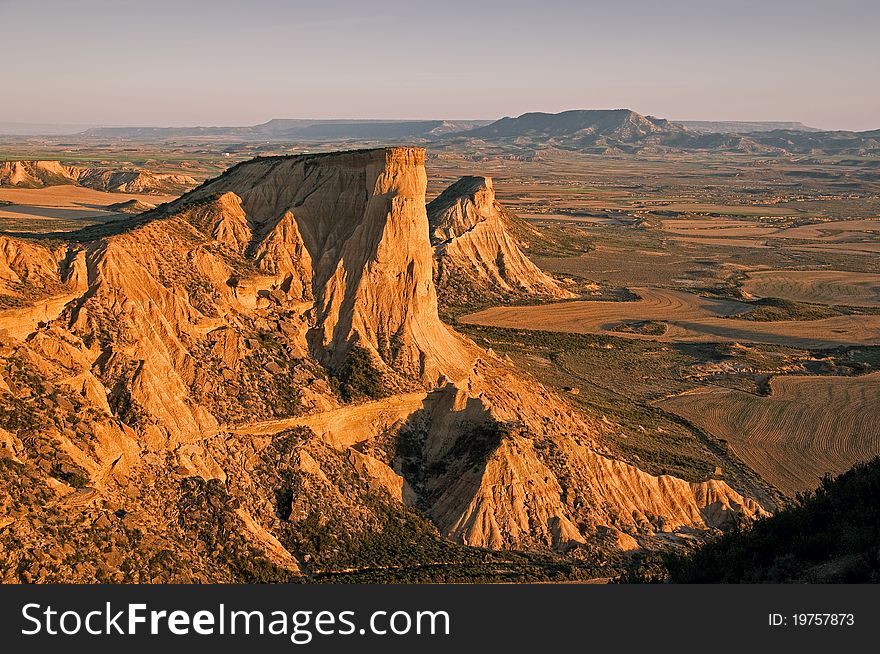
[{"xmin": 667, "ymin": 457, "xmax": 880, "ymax": 583}]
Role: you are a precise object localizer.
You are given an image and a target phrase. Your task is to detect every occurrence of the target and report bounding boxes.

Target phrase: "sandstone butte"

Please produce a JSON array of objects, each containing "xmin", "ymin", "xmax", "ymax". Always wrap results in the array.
[
  {"xmin": 428, "ymin": 175, "xmax": 574, "ymax": 301},
  {"xmin": 0, "ymin": 147, "xmax": 773, "ymax": 581}
]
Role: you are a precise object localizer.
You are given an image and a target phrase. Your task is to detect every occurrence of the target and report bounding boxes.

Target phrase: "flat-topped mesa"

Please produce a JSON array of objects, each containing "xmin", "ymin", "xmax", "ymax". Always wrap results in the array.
[
  {"xmin": 180, "ymin": 147, "xmax": 474, "ymax": 384},
  {"xmin": 0, "ymin": 147, "xmax": 776, "ymax": 574},
  {"xmin": 428, "ymin": 175, "xmax": 573, "ymax": 300}
]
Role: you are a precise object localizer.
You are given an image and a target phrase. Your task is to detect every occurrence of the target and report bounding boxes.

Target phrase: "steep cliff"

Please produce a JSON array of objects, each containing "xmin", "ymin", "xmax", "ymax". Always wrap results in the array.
[
  {"xmin": 427, "ymin": 176, "xmax": 573, "ymax": 313},
  {"xmin": 0, "ymin": 148, "xmax": 770, "ymax": 582},
  {"xmin": 183, "ymin": 148, "xmax": 475, "ymax": 383}
]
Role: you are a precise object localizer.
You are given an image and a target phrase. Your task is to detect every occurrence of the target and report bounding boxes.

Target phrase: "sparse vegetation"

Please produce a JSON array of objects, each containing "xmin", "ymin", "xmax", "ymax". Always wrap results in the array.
[
  {"xmin": 2, "ymin": 124, "xmax": 880, "ymax": 586},
  {"xmin": 332, "ymin": 345, "xmax": 390, "ymax": 402},
  {"xmin": 609, "ymin": 319, "xmax": 667, "ymax": 335},
  {"xmin": 735, "ymin": 297, "xmax": 842, "ymax": 322}
]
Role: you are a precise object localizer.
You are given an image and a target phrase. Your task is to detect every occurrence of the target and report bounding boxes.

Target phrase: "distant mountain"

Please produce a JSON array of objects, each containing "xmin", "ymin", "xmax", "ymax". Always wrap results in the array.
[
  {"xmin": 77, "ymin": 126, "xmax": 242, "ymax": 139},
  {"xmin": 747, "ymin": 128, "xmax": 880, "ymax": 156},
  {"xmin": 0, "ymin": 122, "xmax": 96, "ymax": 136},
  {"xmin": 445, "ymin": 109, "xmax": 879, "ymax": 156},
  {"xmin": 24, "ymin": 112, "xmax": 880, "ymax": 156},
  {"xmin": 677, "ymin": 120, "xmax": 821, "ymax": 133},
  {"xmin": 449, "ymin": 109, "xmax": 776, "ymax": 154},
  {"xmin": 253, "ymin": 119, "xmax": 489, "ymax": 139},
  {"xmin": 463, "ymin": 109, "xmax": 685, "ymax": 141},
  {"xmin": 77, "ymin": 119, "xmax": 492, "ymax": 142}
]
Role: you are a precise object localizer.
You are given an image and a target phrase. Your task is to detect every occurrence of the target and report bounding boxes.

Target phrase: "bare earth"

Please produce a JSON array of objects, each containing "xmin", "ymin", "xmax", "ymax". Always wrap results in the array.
[
  {"xmin": 767, "ymin": 218, "xmax": 880, "ymax": 241},
  {"xmin": 659, "ymin": 218, "xmax": 781, "ymax": 238},
  {"xmin": 658, "ymin": 374, "xmax": 880, "ymax": 496},
  {"xmin": 232, "ymin": 391, "xmax": 431, "ymax": 449},
  {"xmin": 742, "ymin": 270, "xmax": 880, "ymax": 307},
  {"xmin": 460, "ymin": 288, "xmax": 880, "ymax": 348},
  {"xmin": 0, "ymin": 185, "xmax": 175, "ymax": 232}
]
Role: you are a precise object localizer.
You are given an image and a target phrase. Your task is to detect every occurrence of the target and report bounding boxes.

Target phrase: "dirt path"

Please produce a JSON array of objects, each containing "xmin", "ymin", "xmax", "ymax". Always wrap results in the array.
[{"xmin": 232, "ymin": 391, "xmax": 432, "ymax": 449}]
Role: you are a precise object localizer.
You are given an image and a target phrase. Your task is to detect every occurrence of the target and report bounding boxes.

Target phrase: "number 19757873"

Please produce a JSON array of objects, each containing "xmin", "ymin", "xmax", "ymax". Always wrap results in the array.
[{"xmin": 769, "ymin": 613, "xmax": 855, "ymax": 627}]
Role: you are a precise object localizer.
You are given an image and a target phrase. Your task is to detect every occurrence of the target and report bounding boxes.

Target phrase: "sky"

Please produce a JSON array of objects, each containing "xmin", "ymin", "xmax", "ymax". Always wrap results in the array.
[{"xmin": 1, "ymin": 0, "xmax": 878, "ymax": 130}]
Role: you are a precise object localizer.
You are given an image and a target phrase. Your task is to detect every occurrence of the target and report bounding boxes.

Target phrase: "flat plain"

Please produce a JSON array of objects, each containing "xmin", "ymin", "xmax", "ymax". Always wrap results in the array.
[
  {"xmin": 0, "ymin": 185, "xmax": 175, "ymax": 233},
  {"xmin": 429, "ymin": 149, "xmax": 880, "ymax": 498},
  {"xmin": 742, "ymin": 270, "xmax": 880, "ymax": 307}
]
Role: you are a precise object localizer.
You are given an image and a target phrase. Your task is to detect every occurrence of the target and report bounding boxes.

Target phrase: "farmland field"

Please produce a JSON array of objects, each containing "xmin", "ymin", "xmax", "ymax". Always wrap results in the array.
[
  {"xmin": 0, "ymin": 185, "xmax": 175, "ymax": 233},
  {"xmin": 460, "ymin": 290, "xmax": 880, "ymax": 348},
  {"xmin": 742, "ymin": 270, "xmax": 880, "ymax": 307},
  {"xmin": 431, "ymin": 150, "xmax": 880, "ymax": 501},
  {"xmin": 658, "ymin": 374, "xmax": 880, "ymax": 496},
  {"xmin": 3, "ymin": 138, "xmax": 879, "ymax": 507}
]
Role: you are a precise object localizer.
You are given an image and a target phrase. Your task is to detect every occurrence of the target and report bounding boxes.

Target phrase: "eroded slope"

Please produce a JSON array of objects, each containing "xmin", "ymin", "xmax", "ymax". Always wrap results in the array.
[{"xmin": 0, "ymin": 148, "xmax": 769, "ymax": 582}]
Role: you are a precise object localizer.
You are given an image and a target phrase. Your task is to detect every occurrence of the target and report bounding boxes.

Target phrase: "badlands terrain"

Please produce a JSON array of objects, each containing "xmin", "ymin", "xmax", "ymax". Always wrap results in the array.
[{"xmin": 1, "ymin": 109, "xmax": 879, "ymax": 583}]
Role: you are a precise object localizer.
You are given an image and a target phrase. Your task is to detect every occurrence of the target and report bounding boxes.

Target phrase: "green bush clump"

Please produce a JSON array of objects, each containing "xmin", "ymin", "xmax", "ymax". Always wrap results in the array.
[
  {"xmin": 333, "ymin": 346, "xmax": 389, "ymax": 402},
  {"xmin": 666, "ymin": 456, "xmax": 880, "ymax": 583}
]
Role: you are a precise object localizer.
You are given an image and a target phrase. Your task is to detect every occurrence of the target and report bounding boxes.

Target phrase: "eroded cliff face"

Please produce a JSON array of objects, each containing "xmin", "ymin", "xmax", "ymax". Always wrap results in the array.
[
  {"xmin": 427, "ymin": 176, "xmax": 574, "ymax": 312},
  {"xmin": 0, "ymin": 160, "xmax": 196, "ymax": 194},
  {"xmin": 390, "ymin": 360, "xmax": 768, "ymax": 553},
  {"xmin": 183, "ymin": 148, "xmax": 475, "ymax": 383},
  {"xmin": 0, "ymin": 148, "xmax": 770, "ymax": 582}
]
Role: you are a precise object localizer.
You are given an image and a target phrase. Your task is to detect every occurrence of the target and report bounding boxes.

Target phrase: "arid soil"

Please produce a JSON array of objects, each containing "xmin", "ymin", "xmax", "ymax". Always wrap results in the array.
[
  {"xmin": 742, "ymin": 270, "xmax": 880, "ymax": 307},
  {"xmin": 1, "ymin": 131, "xmax": 878, "ymax": 581},
  {"xmin": 0, "ymin": 186, "xmax": 175, "ymax": 233},
  {"xmin": 0, "ymin": 147, "xmax": 775, "ymax": 583},
  {"xmin": 659, "ymin": 374, "xmax": 880, "ymax": 496},
  {"xmin": 460, "ymin": 289, "xmax": 880, "ymax": 348}
]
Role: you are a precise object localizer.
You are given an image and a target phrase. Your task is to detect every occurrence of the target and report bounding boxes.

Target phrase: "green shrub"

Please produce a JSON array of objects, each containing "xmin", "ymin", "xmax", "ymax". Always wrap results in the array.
[
  {"xmin": 666, "ymin": 456, "xmax": 880, "ymax": 583},
  {"xmin": 333, "ymin": 346, "xmax": 388, "ymax": 402}
]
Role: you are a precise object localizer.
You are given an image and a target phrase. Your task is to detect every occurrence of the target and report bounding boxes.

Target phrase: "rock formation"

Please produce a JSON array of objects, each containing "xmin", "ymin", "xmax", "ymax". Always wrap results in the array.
[
  {"xmin": 0, "ymin": 148, "xmax": 771, "ymax": 582},
  {"xmin": 0, "ymin": 160, "xmax": 196, "ymax": 194},
  {"xmin": 105, "ymin": 199, "xmax": 158, "ymax": 214},
  {"xmin": 427, "ymin": 176, "xmax": 573, "ymax": 311},
  {"xmin": 183, "ymin": 148, "xmax": 474, "ymax": 383}
]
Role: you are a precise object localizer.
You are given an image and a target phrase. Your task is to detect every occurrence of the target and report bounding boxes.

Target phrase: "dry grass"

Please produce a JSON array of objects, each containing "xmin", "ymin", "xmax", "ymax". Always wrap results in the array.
[
  {"xmin": 790, "ymin": 243, "xmax": 880, "ymax": 256},
  {"xmin": 460, "ymin": 289, "xmax": 880, "ymax": 348},
  {"xmin": 668, "ymin": 236, "xmax": 771, "ymax": 248},
  {"xmin": 768, "ymin": 218, "xmax": 880, "ymax": 241}
]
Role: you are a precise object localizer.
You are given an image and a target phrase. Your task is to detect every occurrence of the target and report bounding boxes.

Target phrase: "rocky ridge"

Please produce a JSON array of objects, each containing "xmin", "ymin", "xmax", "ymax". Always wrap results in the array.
[
  {"xmin": 0, "ymin": 160, "xmax": 197, "ymax": 194},
  {"xmin": 428, "ymin": 176, "xmax": 574, "ymax": 312},
  {"xmin": 105, "ymin": 199, "xmax": 157, "ymax": 214},
  {"xmin": 0, "ymin": 147, "xmax": 770, "ymax": 582}
]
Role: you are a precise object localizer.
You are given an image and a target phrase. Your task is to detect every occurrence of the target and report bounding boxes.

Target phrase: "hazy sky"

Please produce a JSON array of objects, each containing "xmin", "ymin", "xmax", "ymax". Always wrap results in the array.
[{"xmin": 2, "ymin": 0, "xmax": 878, "ymax": 130}]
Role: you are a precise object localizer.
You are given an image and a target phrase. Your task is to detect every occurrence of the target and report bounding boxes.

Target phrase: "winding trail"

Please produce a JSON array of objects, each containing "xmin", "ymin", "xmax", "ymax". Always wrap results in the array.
[{"xmin": 232, "ymin": 391, "xmax": 433, "ymax": 449}]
